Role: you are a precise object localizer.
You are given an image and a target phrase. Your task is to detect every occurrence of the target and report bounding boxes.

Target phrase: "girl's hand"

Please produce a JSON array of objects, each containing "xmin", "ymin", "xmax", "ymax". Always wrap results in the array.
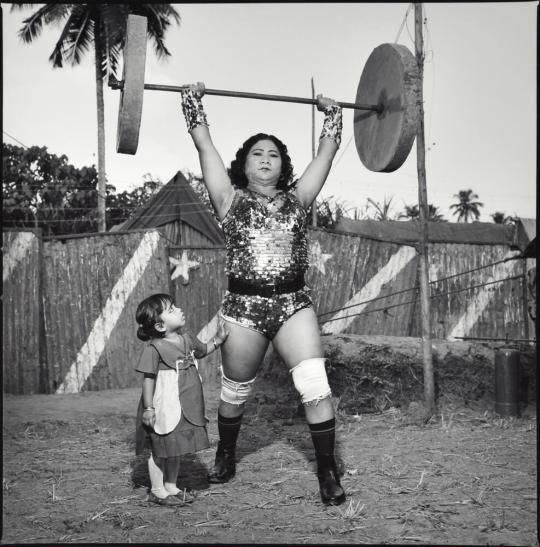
[
  {"xmin": 186, "ymin": 81, "xmax": 205, "ymax": 98},
  {"xmin": 215, "ymin": 320, "xmax": 230, "ymax": 345},
  {"xmin": 142, "ymin": 409, "xmax": 156, "ymax": 428},
  {"xmin": 316, "ymin": 94, "xmax": 338, "ymax": 112}
]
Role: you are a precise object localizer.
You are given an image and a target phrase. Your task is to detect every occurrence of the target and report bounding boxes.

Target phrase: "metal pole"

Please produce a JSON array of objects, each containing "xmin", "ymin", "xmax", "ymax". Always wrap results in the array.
[
  {"xmin": 414, "ymin": 3, "xmax": 435, "ymax": 417},
  {"xmin": 311, "ymin": 77, "xmax": 317, "ymax": 228}
]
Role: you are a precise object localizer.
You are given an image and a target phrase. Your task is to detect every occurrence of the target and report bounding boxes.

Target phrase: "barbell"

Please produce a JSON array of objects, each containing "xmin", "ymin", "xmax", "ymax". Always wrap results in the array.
[{"xmin": 111, "ymin": 14, "xmax": 420, "ymax": 173}]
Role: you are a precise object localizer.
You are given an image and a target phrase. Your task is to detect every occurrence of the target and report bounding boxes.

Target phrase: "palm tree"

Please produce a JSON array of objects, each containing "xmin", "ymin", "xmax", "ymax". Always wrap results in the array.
[
  {"xmin": 491, "ymin": 211, "xmax": 513, "ymax": 224},
  {"xmin": 11, "ymin": 4, "xmax": 181, "ymax": 232},
  {"xmin": 449, "ymin": 189, "xmax": 484, "ymax": 222},
  {"xmin": 399, "ymin": 203, "xmax": 446, "ymax": 222}
]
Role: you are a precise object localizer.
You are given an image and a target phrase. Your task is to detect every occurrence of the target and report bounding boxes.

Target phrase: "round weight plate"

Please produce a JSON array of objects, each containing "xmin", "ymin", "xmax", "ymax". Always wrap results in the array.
[
  {"xmin": 116, "ymin": 15, "xmax": 147, "ymax": 154},
  {"xmin": 354, "ymin": 43, "xmax": 419, "ymax": 172}
]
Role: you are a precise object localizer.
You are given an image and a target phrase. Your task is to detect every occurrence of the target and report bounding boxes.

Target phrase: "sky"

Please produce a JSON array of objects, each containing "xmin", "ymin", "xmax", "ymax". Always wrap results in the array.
[{"xmin": 2, "ymin": 2, "xmax": 537, "ymax": 222}]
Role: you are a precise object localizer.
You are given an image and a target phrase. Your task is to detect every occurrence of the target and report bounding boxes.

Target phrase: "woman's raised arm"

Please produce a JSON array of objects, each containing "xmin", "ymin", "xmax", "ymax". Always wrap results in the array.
[
  {"xmin": 294, "ymin": 96, "xmax": 342, "ymax": 209},
  {"xmin": 181, "ymin": 84, "xmax": 235, "ymax": 221}
]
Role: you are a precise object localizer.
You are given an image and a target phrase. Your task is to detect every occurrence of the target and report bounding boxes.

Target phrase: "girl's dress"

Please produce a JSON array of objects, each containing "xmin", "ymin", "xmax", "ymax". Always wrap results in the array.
[{"xmin": 135, "ymin": 333, "xmax": 209, "ymax": 458}]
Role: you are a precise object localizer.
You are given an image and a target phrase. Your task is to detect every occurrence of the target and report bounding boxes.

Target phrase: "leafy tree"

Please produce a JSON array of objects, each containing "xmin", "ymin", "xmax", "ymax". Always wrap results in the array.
[
  {"xmin": 491, "ymin": 211, "xmax": 513, "ymax": 224},
  {"xmin": 106, "ymin": 174, "xmax": 164, "ymax": 229},
  {"xmin": 184, "ymin": 170, "xmax": 212, "ymax": 211},
  {"xmin": 449, "ymin": 189, "xmax": 483, "ymax": 222},
  {"xmin": 399, "ymin": 203, "xmax": 446, "ymax": 222},
  {"xmin": 3, "ymin": 143, "xmax": 99, "ymax": 235},
  {"xmin": 2, "ymin": 143, "xmax": 165, "ymax": 235},
  {"xmin": 11, "ymin": 3, "xmax": 181, "ymax": 231}
]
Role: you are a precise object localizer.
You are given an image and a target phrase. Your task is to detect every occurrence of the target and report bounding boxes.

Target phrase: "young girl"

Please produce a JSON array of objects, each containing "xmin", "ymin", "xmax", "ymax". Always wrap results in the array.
[{"xmin": 134, "ymin": 293, "xmax": 228, "ymax": 506}]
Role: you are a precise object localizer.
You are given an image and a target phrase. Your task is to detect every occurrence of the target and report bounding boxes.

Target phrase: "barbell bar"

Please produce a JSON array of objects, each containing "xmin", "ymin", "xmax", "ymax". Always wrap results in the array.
[
  {"xmin": 112, "ymin": 14, "xmax": 420, "ymax": 173},
  {"xmin": 109, "ymin": 76, "xmax": 383, "ymax": 113}
]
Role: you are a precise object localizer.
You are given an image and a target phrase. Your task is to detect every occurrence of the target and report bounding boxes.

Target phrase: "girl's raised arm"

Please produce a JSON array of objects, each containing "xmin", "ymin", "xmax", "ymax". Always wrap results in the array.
[
  {"xmin": 294, "ymin": 97, "xmax": 342, "ymax": 209},
  {"xmin": 181, "ymin": 85, "xmax": 235, "ymax": 221}
]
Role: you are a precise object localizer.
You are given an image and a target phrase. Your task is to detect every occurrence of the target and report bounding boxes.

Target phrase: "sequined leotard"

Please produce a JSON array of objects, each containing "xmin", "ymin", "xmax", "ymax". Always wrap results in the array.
[{"xmin": 219, "ymin": 187, "xmax": 313, "ymax": 339}]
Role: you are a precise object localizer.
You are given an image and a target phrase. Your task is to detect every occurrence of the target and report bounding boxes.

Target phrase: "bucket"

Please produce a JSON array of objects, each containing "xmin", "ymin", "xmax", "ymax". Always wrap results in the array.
[{"xmin": 494, "ymin": 348, "xmax": 521, "ymax": 417}]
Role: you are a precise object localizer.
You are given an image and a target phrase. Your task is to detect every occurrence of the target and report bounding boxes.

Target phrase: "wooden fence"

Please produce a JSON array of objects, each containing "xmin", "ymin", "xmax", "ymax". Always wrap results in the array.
[
  {"xmin": 2, "ymin": 226, "xmax": 534, "ymax": 394},
  {"xmin": 3, "ymin": 230, "xmax": 44, "ymax": 394}
]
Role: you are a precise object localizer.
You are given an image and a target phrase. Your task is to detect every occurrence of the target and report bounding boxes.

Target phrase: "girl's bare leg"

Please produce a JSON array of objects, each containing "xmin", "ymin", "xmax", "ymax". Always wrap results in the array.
[
  {"xmin": 148, "ymin": 454, "xmax": 167, "ymax": 497},
  {"xmin": 163, "ymin": 456, "xmax": 181, "ymax": 494}
]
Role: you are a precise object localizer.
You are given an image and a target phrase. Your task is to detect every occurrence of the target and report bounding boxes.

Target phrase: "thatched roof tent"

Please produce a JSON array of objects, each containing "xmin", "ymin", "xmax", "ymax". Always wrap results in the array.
[{"xmin": 114, "ymin": 171, "xmax": 224, "ymax": 246}]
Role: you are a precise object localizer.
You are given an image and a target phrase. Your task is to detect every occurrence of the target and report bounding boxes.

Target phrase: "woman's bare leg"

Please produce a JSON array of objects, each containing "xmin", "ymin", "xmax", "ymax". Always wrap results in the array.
[
  {"xmin": 271, "ymin": 307, "xmax": 334, "ymax": 423},
  {"xmin": 272, "ymin": 306, "xmax": 345, "ymax": 506},
  {"xmin": 208, "ymin": 319, "xmax": 269, "ymax": 483},
  {"xmin": 218, "ymin": 320, "xmax": 270, "ymax": 418}
]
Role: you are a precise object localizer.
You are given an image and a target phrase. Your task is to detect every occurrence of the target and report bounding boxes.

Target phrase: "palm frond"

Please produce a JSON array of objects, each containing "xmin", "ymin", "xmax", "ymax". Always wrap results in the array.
[
  {"xmin": 40, "ymin": 4, "xmax": 76, "ymax": 26},
  {"xmin": 106, "ymin": 44, "xmax": 123, "ymax": 78},
  {"xmin": 66, "ymin": 8, "xmax": 93, "ymax": 66},
  {"xmin": 10, "ymin": 3, "xmax": 45, "ymax": 12},
  {"xmin": 16, "ymin": 4, "xmax": 62, "ymax": 43},
  {"xmin": 48, "ymin": 6, "xmax": 93, "ymax": 68},
  {"xmin": 135, "ymin": 3, "xmax": 181, "ymax": 59}
]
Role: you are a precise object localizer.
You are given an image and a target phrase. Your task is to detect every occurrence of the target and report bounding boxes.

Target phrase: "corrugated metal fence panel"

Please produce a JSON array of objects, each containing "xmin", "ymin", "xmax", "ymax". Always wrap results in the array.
[
  {"xmin": 309, "ymin": 233, "xmax": 528, "ymax": 340},
  {"xmin": 352, "ymin": 250, "xmax": 419, "ymax": 336},
  {"xmin": 306, "ymin": 229, "xmax": 361, "ymax": 317},
  {"xmin": 92, "ymin": 232, "xmax": 171, "ymax": 391},
  {"xmin": 347, "ymin": 239, "xmax": 417, "ymax": 336},
  {"xmin": 42, "ymin": 230, "xmax": 170, "ymax": 393},
  {"xmin": 2, "ymin": 230, "xmax": 42, "ymax": 394},
  {"xmin": 171, "ymin": 247, "xmax": 228, "ymax": 384},
  {"xmin": 308, "ymin": 229, "xmax": 420, "ymax": 337},
  {"xmin": 420, "ymin": 243, "xmax": 525, "ymax": 339}
]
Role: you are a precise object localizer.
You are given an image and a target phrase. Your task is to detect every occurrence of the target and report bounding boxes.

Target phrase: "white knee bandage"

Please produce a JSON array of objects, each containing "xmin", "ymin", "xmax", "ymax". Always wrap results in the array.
[
  {"xmin": 290, "ymin": 358, "xmax": 332, "ymax": 406},
  {"xmin": 220, "ymin": 368, "xmax": 256, "ymax": 405}
]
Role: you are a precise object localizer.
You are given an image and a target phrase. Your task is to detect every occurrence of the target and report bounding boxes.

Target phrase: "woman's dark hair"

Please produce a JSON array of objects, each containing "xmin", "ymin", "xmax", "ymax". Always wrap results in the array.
[
  {"xmin": 135, "ymin": 293, "xmax": 174, "ymax": 341},
  {"xmin": 228, "ymin": 133, "xmax": 295, "ymax": 191}
]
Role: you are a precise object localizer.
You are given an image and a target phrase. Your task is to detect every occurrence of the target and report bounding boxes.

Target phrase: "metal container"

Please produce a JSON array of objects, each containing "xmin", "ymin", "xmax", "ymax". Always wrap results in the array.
[{"xmin": 494, "ymin": 348, "xmax": 521, "ymax": 417}]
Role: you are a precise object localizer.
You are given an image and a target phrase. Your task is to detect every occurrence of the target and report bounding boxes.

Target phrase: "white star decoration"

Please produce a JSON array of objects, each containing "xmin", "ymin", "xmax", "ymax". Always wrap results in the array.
[
  {"xmin": 169, "ymin": 252, "xmax": 200, "ymax": 284},
  {"xmin": 309, "ymin": 240, "xmax": 333, "ymax": 275}
]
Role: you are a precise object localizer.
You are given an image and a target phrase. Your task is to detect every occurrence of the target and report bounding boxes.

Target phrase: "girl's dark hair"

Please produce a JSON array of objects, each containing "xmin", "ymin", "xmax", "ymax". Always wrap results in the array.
[
  {"xmin": 228, "ymin": 133, "xmax": 295, "ymax": 191},
  {"xmin": 135, "ymin": 293, "xmax": 174, "ymax": 341}
]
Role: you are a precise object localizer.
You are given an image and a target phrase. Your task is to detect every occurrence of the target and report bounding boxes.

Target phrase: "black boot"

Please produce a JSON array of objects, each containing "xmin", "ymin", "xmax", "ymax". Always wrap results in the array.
[
  {"xmin": 207, "ymin": 443, "xmax": 236, "ymax": 483},
  {"xmin": 317, "ymin": 463, "xmax": 346, "ymax": 506},
  {"xmin": 308, "ymin": 418, "xmax": 346, "ymax": 506}
]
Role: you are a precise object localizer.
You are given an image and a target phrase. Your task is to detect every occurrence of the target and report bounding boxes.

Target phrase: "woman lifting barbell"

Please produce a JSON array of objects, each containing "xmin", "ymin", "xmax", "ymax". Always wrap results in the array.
[{"xmin": 180, "ymin": 82, "xmax": 346, "ymax": 506}]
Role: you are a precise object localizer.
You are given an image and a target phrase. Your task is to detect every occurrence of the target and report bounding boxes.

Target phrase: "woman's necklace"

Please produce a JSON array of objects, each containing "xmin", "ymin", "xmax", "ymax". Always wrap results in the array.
[
  {"xmin": 247, "ymin": 187, "xmax": 284, "ymax": 215},
  {"xmin": 247, "ymin": 186, "xmax": 280, "ymax": 201}
]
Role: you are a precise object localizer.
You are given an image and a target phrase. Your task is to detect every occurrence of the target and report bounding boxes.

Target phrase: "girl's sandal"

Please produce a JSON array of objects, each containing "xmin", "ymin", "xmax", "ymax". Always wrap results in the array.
[
  {"xmin": 148, "ymin": 492, "xmax": 186, "ymax": 506},
  {"xmin": 174, "ymin": 488, "xmax": 195, "ymax": 504}
]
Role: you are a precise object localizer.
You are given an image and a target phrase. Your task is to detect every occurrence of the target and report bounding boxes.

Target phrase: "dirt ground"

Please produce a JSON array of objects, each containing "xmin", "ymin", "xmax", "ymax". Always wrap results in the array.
[{"xmin": 2, "ymin": 352, "xmax": 538, "ymax": 545}]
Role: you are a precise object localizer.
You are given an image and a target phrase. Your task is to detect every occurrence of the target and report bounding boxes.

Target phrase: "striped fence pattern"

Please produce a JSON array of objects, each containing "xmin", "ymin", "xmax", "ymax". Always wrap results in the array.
[
  {"xmin": 40, "ymin": 230, "xmax": 170, "ymax": 394},
  {"xmin": 2, "ymin": 226, "xmax": 533, "ymax": 394}
]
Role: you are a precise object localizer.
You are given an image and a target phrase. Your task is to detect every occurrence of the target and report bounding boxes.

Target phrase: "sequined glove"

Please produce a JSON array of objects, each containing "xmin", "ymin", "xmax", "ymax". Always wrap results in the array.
[
  {"xmin": 180, "ymin": 84, "xmax": 208, "ymax": 132},
  {"xmin": 319, "ymin": 103, "xmax": 342, "ymax": 147}
]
